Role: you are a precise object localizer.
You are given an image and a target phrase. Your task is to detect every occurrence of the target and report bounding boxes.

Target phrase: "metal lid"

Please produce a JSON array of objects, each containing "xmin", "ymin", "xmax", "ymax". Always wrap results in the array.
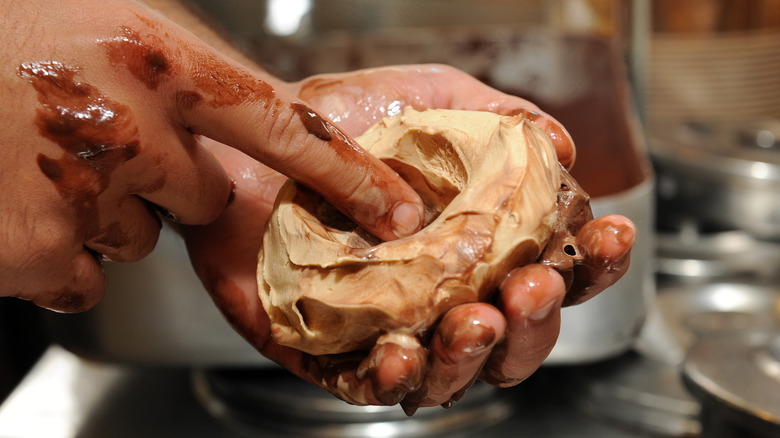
[
  {"xmin": 639, "ymin": 282, "xmax": 780, "ymax": 366},
  {"xmin": 563, "ymin": 353, "xmax": 701, "ymax": 437},
  {"xmin": 564, "ymin": 281, "xmax": 780, "ymax": 437},
  {"xmin": 682, "ymin": 330, "xmax": 780, "ymax": 435}
]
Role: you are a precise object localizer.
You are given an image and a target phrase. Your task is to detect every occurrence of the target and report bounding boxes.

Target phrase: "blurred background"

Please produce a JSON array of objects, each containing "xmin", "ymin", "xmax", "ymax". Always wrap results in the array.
[{"xmin": 1, "ymin": 1, "xmax": 779, "ymax": 437}]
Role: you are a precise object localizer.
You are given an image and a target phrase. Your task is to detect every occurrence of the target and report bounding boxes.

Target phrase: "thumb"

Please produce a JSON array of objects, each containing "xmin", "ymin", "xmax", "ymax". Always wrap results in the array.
[{"xmin": 174, "ymin": 52, "xmax": 423, "ymax": 241}]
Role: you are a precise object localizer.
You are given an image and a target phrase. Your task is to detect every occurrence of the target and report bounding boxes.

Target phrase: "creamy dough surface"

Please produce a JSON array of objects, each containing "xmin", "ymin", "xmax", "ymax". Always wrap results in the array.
[{"xmin": 258, "ymin": 107, "xmax": 563, "ymax": 355}]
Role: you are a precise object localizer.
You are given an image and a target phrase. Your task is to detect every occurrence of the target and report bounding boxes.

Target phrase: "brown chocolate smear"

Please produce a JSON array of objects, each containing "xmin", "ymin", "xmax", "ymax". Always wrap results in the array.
[
  {"xmin": 260, "ymin": 108, "xmax": 560, "ymax": 356},
  {"xmin": 101, "ymin": 26, "xmax": 172, "ymax": 90},
  {"xmin": 291, "ymin": 102, "xmax": 333, "ymax": 141},
  {"xmin": 286, "ymin": 102, "xmax": 377, "ymax": 227},
  {"xmin": 18, "ymin": 61, "xmax": 139, "ymax": 238},
  {"xmin": 101, "ymin": 21, "xmax": 278, "ymax": 109},
  {"xmin": 538, "ymin": 163, "xmax": 594, "ymax": 295},
  {"xmin": 188, "ymin": 47, "xmax": 276, "ymax": 107},
  {"xmin": 175, "ymin": 90, "xmax": 203, "ymax": 110},
  {"xmin": 47, "ymin": 287, "xmax": 91, "ymax": 313},
  {"xmin": 512, "ymin": 108, "xmax": 574, "ymax": 163},
  {"xmin": 92, "ymin": 221, "xmax": 131, "ymax": 250}
]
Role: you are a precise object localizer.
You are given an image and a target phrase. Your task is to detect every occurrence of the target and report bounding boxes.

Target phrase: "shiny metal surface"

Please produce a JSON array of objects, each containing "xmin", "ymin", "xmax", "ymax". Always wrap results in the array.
[
  {"xmin": 637, "ymin": 282, "xmax": 780, "ymax": 367},
  {"xmin": 0, "ymin": 346, "xmax": 646, "ymax": 438},
  {"xmin": 683, "ymin": 330, "xmax": 780, "ymax": 438},
  {"xmin": 651, "ymin": 120, "xmax": 780, "ymax": 239},
  {"xmin": 656, "ymin": 227, "xmax": 780, "ymax": 280},
  {"xmin": 563, "ymin": 352, "xmax": 701, "ymax": 437},
  {"xmin": 559, "ymin": 280, "xmax": 780, "ymax": 437},
  {"xmin": 193, "ymin": 369, "xmax": 514, "ymax": 437}
]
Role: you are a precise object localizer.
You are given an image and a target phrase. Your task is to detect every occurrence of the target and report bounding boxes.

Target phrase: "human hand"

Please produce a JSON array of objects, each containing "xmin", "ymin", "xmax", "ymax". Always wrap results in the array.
[
  {"xmin": 0, "ymin": 0, "xmax": 421, "ymax": 311},
  {"xmin": 184, "ymin": 64, "xmax": 635, "ymax": 413}
]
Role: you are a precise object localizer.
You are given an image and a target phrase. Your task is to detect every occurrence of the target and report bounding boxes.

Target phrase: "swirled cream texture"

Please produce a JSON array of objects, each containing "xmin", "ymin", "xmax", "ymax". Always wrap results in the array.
[{"xmin": 259, "ymin": 107, "xmax": 564, "ymax": 355}]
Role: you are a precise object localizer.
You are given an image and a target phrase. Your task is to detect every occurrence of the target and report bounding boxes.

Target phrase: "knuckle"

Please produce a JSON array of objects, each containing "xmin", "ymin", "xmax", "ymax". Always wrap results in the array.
[
  {"xmin": 37, "ymin": 256, "xmax": 106, "ymax": 313},
  {"xmin": 14, "ymin": 221, "xmax": 74, "ymax": 271},
  {"xmin": 90, "ymin": 218, "xmax": 160, "ymax": 262},
  {"xmin": 266, "ymin": 113, "xmax": 308, "ymax": 165}
]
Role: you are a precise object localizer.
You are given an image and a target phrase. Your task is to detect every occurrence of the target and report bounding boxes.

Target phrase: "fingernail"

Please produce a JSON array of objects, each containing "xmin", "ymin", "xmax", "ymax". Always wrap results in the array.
[
  {"xmin": 441, "ymin": 319, "xmax": 496, "ymax": 356},
  {"xmin": 391, "ymin": 202, "xmax": 423, "ymax": 238},
  {"xmin": 580, "ymin": 217, "xmax": 635, "ymax": 266},
  {"xmin": 377, "ymin": 386, "xmax": 406, "ymax": 406},
  {"xmin": 528, "ymin": 297, "xmax": 560, "ymax": 321}
]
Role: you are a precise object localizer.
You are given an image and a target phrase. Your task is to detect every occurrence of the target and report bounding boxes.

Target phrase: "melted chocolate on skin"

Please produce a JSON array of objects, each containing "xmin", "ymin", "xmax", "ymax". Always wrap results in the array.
[
  {"xmin": 300, "ymin": 337, "xmax": 426, "ymax": 407},
  {"xmin": 101, "ymin": 20, "xmax": 277, "ymax": 109},
  {"xmin": 291, "ymin": 102, "xmax": 333, "ymax": 141},
  {"xmin": 287, "ymin": 101, "xmax": 391, "ymax": 234},
  {"xmin": 17, "ymin": 60, "xmax": 147, "ymax": 309},
  {"xmin": 18, "ymin": 61, "xmax": 141, "ymax": 242},
  {"xmin": 289, "ymin": 101, "xmax": 374, "ymax": 163},
  {"xmin": 537, "ymin": 164, "xmax": 595, "ymax": 305},
  {"xmin": 101, "ymin": 23, "xmax": 389, "ymax": 236},
  {"xmin": 46, "ymin": 286, "xmax": 91, "ymax": 313},
  {"xmin": 175, "ymin": 90, "xmax": 203, "ymax": 110},
  {"xmin": 400, "ymin": 308, "xmax": 496, "ymax": 415},
  {"xmin": 187, "ymin": 46, "xmax": 276, "ymax": 108},
  {"xmin": 102, "ymin": 26, "xmax": 173, "ymax": 90}
]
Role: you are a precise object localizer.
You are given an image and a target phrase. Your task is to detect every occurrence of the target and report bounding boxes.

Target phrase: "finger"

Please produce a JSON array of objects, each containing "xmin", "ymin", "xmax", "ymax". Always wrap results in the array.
[
  {"xmin": 566, "ymin": 214, "xmax": 636, "ymax": 306},
  {"xmin": 175, "ymin": 54, "xmax": 424, "ymax": 241},
  {"xmin": 3, "ymin": 208, "xmax": 107, "ymax": 313},
  {"xmin": 507, "ymin": 107, "xmax": 576, "ymax": 170},
  {"xmin": 435, "ymin": 65, "xmax": 576, "ymax": 169},
  {"xmin": 481, "ymin": 265, "xmax": 565, "ymax": 387},
  {"xmin": 296, "ymin": 64, "xmax": 575, "ymax": 169},
  {"xmin": 27, "ymin": 249, "xmax": 107, "ymax": 313},
  {"xmin": 84, "ymin": 194, "xmax": 161, "ymax": 262},
  {"xmin": 181, "ymin": 144, "xmax": 283, "ymax": 347},
  {"xmin": 401, "ymin": 303, "xmax": 505, "ymax": 414},
  {"xmin": 182, "ymin": 145, "xmax": 428, "ymax": 407},
  {"xmin": 128, "ymin": 132, "xmax": 232, "ymax": 226},
  {"xmin": 269, "ymin": 333, "xmax": 426, "ymax": 407},
  {"xmin": 181, "ymin": 162, "xmax": 422, "ymax": 406},
  {"xmin": 366, "ymin": 333, "xmax": 427, "ymax": 404}
]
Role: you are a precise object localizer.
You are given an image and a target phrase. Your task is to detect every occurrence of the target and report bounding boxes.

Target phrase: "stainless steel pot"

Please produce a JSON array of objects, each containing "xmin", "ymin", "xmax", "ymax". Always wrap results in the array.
[
  {"xmin": 651, "ymin": 120, "xmax": 780, "ymax": 239},
  {"xmin": 683, "ymin": 330, "xmax": 780, "ymax": 438}
]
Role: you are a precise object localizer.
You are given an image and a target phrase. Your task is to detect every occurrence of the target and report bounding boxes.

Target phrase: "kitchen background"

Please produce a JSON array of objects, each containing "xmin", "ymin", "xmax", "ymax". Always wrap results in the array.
[{"xmin": 1, "ymin": 0, "xmax": 779, "ymax": 436}]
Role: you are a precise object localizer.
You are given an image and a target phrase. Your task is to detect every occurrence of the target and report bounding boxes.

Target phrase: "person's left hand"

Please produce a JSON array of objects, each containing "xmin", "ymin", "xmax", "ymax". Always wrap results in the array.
[{"xmin": 183, "ymin": 64, "xmax": 635, "ymax": 413}]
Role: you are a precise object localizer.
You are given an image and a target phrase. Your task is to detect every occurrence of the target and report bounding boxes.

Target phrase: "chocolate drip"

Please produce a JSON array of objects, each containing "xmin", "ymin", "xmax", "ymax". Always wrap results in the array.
[
  {"xmin": 291, "ymin": 102, "xmax": 333, "ymax": 141},
  {"xmin": 537, "ymin": 163, "xmax": 595, "ymax": 304}
]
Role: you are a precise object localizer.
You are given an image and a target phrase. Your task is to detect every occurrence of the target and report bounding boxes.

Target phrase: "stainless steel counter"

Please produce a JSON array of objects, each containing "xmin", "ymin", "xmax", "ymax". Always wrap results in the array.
[{"xmin": 0, "ymin": 346, "xmax": 650, "ymax": 438}]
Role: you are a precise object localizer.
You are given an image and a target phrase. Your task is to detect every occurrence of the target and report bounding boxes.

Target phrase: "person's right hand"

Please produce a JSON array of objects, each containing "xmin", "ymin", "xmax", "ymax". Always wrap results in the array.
[
  {"xmin": 184, "ymin": 64, "xmax": 635, "ymax": 413},
  {"xmin": 0, "ymin": 0, "xmax": 422, "ymax": 312}
]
